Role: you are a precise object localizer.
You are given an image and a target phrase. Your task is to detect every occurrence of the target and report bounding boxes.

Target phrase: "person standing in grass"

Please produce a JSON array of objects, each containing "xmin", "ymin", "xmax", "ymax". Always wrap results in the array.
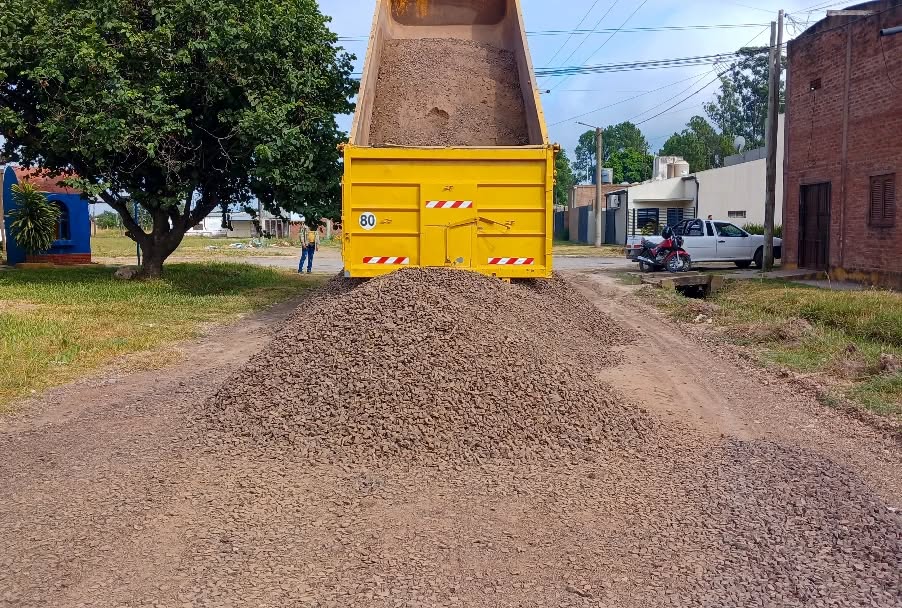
[{"xmin": 298, "ymin": 222, "xmax": 319, "ymax": 274}]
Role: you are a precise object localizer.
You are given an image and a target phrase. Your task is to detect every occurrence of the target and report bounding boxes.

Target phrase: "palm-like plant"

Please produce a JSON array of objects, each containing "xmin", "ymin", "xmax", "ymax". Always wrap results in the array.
[{"xmin": 7, "ymin": 183, "xmax": 61, "ymax": 254}]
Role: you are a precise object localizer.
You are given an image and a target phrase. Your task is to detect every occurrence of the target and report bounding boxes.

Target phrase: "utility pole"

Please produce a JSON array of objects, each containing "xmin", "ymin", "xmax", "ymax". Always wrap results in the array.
[
  {"xmin": 594, "ymin": 127, "xmax": 604, "ymax": 248},
  {"xmin": 764, "ymin": 10, "xmax": 783, "ymax": 272},
  {"xmin": 579, "ymin": 122, "xmax": 604, "ymax": 247}
]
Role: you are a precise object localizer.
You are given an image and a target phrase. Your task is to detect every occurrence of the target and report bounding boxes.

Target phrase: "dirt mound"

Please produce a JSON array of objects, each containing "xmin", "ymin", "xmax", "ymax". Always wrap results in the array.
[
  {"xmin": 204, "ymin": 269, "xmax": 647, "ymax": 463},
  {"xmin": 368, "ymin": 38, "xmax": 530, "ymax": 146}
]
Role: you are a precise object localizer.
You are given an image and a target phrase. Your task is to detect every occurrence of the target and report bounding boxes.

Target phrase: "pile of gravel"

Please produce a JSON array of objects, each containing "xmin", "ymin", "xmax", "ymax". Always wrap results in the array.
[
  {"xmin": 368, "ymin": 38, "xmax": 530, "ymax": 146},
  {"xmin": 699, "ymin": 440, "xmax": 902, "ymax": 606},
  {"xmin": 204, "ymin": 269, "xmax": 647, "ymax": 463}
]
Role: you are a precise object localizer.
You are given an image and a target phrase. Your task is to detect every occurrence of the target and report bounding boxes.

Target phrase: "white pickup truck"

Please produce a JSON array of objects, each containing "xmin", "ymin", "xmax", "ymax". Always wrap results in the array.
[{"xmin": 626, "ymin": 218, "xmax": 782, "ymax": 269}]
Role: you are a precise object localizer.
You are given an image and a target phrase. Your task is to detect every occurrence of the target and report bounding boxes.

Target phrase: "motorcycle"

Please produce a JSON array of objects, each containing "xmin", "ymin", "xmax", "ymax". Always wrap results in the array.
[{"xmin": 635, "ymin": 227, "xmax": 692, "ymax": 273}]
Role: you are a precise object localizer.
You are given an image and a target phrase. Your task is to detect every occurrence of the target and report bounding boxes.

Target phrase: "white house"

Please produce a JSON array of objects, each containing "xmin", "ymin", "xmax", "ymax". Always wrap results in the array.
[
  {"xmin": 599, "ymin": 116, "xmax": 785, "ymax": 245},
  {"xmin": 186, "ymin": 209, "xmax": 304, "ymax": 239}
]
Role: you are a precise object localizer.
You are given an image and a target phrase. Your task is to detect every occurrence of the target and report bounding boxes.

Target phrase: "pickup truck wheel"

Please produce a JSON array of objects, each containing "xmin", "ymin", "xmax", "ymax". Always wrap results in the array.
[
  {"xmin": 753, "ymin": 248, "xmax": 764, "ymax": 269},
  {"xmin": 735, "ymin": 260, "xmax": 752, "ymax": 269}
]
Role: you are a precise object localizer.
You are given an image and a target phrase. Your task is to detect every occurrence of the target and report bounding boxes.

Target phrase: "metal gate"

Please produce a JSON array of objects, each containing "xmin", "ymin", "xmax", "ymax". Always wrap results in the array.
[
  {"xmin": 578, "ymin": 206, "xmax": 589, "ymax": 243},
  {"xmin": 799, "ymin": 182, "xmax": 831, "ymax": 270},
  {"xmin": 605, "ymin": 209, "xmax": 617, "ymax": 244}
]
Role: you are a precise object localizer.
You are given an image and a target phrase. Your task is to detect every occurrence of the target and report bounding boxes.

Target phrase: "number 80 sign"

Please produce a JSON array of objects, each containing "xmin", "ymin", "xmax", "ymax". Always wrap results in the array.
[{"xmin": 359, "ymin": 212, "xmax": 377, "ymax": 231}]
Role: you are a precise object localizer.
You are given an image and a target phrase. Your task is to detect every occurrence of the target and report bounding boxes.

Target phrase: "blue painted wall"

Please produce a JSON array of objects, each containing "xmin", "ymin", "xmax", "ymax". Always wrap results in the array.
[{"xmin": 2, "ymin": 166, "xmax": 92, "ymax": 265}]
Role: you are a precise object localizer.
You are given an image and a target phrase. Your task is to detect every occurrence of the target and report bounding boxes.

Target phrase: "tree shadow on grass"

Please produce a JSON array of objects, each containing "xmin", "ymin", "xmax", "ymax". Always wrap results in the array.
[{"xmin": 0, "ymin": 262, "xmax": 305, "ymax": 299}]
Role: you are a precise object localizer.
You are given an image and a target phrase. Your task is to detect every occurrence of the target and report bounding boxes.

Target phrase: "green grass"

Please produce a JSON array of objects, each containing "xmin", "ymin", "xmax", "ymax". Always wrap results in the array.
[
  {"xmin": 0, "ymin": 263, "xmax": 324, "ymax": 408},
  {"xmin": 643, "ymin": 279, "xmax": 902, "ymax": 419},
  {"xmin": 92, "ymin": 231, "xmax": 300, "ymax": 259},
  {"xmin": 553, "ymin": 241, "xmax": 624, "ymax": 257}
]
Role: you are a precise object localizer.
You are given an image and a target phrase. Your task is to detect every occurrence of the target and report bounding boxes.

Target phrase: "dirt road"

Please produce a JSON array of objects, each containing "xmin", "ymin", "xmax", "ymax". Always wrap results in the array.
[{"xmin": 0, "ymin": 271, "xmax": 899, "ymax": 607}]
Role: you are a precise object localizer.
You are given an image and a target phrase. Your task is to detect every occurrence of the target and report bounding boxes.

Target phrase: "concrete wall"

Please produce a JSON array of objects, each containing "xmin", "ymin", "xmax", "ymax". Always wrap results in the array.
[{"xmin": 694, "ymin": 145, "xmax": 784, "ymax": 226}]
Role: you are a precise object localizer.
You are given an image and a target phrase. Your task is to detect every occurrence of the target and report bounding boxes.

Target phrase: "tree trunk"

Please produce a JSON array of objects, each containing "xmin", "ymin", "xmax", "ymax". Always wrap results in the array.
[
  {"xmin": 139, "ymin": 246, "xmax": 166, "ymax": 279},
  {"xmin": 136, "ymin": 224, "xmax": 186, "ymax": 279}
]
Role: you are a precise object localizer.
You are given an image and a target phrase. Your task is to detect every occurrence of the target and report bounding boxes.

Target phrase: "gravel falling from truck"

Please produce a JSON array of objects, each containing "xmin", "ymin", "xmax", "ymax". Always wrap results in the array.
[
  {"xmin": 203, "ymin": 268, "xmax": 648, "ymax": 464},
  {"xmin": 368, "ymin": 38, "xmax": 531, "ymax": 146}
]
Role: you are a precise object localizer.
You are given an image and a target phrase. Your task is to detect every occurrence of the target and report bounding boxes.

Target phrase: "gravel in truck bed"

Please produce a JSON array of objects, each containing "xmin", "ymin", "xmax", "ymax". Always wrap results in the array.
[
  {"xmin": 368, "ymin": 38, "xmax": 531, "ymax": 146},
  {"xmin": 204, "ymin": 268, "xmax": 646, "ymax": 464}
]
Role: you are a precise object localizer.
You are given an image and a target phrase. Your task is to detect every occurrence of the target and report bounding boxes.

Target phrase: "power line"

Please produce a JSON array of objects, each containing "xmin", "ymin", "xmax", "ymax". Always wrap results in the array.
[
  {"xmin": 537, "ymin": 52, "xmax": 740, "ymax": 78},
  {"xmin": 630, "ymin": 23, "xmax": 772, "ymax": 128},
  {"xmin": 542, "ymin": 0, "xmax": 604, "ymax": 67},
  {"xmin": 335, "ymin": 22, "xmax": 771, "ymax": 42},
  {"xmin": 550, "ymin": 0, "xmax": 651, "ymax": 91},
  {"xmin": 549, "ymin": 70, "xmax": 715, "ymax": 127},
  {"xmin": 544, "ymin": 0, "xmax": 621, "ymax": 79},
  {"xmin": 625, "ymin": 68, "xmax": 726, "ymax": 124},
  {"xmin": 634, "ymin": 70, "xmax": 729, "ymax": 126}
]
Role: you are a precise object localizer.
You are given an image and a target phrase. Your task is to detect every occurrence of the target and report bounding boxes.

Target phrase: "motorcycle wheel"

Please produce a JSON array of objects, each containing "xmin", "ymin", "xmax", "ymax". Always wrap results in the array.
[{"xmin": 667, "ymin": 254, "xmax": 691, "ymax": 273}]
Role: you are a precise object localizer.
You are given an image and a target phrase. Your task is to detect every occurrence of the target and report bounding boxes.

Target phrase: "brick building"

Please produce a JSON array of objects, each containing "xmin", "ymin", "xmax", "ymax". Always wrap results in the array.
[{"xmin": 783, "ymin": 1, "xmax": 902, "ymax": 288}]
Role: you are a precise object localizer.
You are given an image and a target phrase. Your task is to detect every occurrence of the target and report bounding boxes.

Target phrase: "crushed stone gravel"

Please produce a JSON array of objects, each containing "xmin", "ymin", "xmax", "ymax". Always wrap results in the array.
[
  {"xmin": 368, "ymin": 38, "xmax": 530, "ymax": 146},
  {"xmin": 204, "ymin": 268, "xmax": 648, "ymax": 464},
  {"xmin": 1, "ymin": 270, "xmax": 900, "ymax": 607}
]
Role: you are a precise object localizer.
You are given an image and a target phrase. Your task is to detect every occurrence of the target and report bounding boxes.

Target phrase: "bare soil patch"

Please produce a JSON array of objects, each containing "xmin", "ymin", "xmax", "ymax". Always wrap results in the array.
[{"xmin": 1, "ymin": 270, "xmax": 900, "ymax": 607}]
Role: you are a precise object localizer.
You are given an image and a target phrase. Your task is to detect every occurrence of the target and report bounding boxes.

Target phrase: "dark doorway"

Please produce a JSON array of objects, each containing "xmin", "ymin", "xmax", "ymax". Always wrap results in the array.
[
  {"xmin": 605, "ymin": 209, "xmax": 616, "ymax": 244},
  {"xmin": 799, "ymin": 182, "xmax": 831, "ymax": 270},
  {"xmin": 578, "ymin": 206, "xmax": 589, "ymax": 243}
]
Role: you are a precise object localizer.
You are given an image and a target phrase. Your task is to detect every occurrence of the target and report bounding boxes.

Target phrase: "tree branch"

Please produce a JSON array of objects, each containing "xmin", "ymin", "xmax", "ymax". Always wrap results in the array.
[
  {"xmin": 188, "ymin": 191, "xmax": 220, "ymax": 226},
  {"xmin": 99, "ymin": 191, "xmax": 148, "ymax": 243}
]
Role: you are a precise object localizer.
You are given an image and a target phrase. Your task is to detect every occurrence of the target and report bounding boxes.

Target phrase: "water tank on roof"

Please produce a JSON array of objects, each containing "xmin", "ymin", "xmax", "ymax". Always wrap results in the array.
[
  {"xmin": 601, "ymin": 168, "xmax": 614, "ymax": 184},
  {"xmin": 673, "ymin": 160, "xmax": 690, "ymax": 177}
]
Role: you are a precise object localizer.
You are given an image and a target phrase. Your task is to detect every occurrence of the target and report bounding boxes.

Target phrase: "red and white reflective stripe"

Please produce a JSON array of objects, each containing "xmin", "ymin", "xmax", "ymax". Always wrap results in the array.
[
  {"xmin": 488, "ymin": 257, "xmax": 535, "ymax": 266},
  {"xmin": 425, "ymin": 200, "xmax": 473, "ymax": 209},
  {"xmin": 363, "ymin": 257, "xmax": 410, "ymax": 265}
]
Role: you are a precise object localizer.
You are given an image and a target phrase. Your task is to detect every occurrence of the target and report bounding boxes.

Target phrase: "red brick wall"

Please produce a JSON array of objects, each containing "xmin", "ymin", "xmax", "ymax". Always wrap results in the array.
[
  {"xmin": 569, "ymin": 184, "xmax": 629, "ymax": 209},
  {"xmin": 27, "ymin": 253, "xmax": 92, "ymax": 265},
  {"xmin": 784, "ymin": 1, "xmax": 902, "ymax": 287}
]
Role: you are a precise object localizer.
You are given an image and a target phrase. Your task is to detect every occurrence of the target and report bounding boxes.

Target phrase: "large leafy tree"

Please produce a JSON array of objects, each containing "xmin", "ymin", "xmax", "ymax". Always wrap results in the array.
[
  {"xmin": 660, "ymin": 116, "xmax": 735, "ymax": 173},
  {"xmin": 608, "ymin": 148, "xmax": 653, "ymax": 184},
  {"xmin": 554, "ymin": 148, "xmax": 576, "ymax": 206},
  {"xmin": 602, "ymin": 122, "xmax": 649, "ymax": 162},
  {"xmin": 573, "ymin": 130, "xmax": 597, "ymax": 184},
  {"xmin": 704, "ymin": 46, "xmax": 785, "ymax": 150},
  {"xmin": 0, "ymin": 0, "xmax": 356, "ymax": 277}
]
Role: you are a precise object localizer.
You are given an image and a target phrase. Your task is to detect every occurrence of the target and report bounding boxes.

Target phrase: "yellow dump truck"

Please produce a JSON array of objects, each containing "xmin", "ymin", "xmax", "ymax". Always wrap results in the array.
[{"xmin": 342, "ymin": 0, "xmax": 555, "ymax": 279}]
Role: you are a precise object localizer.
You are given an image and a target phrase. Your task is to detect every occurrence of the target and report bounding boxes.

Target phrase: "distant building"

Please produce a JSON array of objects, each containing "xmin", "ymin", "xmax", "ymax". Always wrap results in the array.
[
  {"xmin": 186, "ymin": 209, "xmax": 302, "ymax": 239},
  {"xmin": 565, "ymin": 183, "xmax": 633, "ymax": 244},
  {"xmin": 2, "ymin": 166, "xmax": 92, "ymax": 265},
  {"xmin": 783, "ymin": 1, "xmax": 901, "ymax": 288},
  {"xmin": 572, "ymin": 119, "xmax": 785, "ymax": 246}
]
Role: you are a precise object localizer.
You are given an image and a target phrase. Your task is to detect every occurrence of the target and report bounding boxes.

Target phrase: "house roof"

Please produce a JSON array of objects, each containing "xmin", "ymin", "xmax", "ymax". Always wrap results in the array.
[
  {"xmin": 793, "ymin": 1, "xmax": 892, "ymax": 40},
  {"xmin": 11, "ymin": 167, "xmax": 83, "ymax": 195}
]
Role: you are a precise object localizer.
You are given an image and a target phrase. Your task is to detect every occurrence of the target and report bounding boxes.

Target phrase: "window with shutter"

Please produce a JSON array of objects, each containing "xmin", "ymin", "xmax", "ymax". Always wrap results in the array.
[{"xmin": 869, "ymin": 174, "xmax": 896, "ymax": 228}]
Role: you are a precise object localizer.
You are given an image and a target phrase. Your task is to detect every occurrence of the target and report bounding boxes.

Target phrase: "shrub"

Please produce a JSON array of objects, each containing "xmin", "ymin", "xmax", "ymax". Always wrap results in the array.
[
  {"xmin": 742, "ymin": 223, "xmax": 783, "ymax": 239},
  {"xmin": 7, "ymin": 183, "xmax": 61, "ymax": 254}
]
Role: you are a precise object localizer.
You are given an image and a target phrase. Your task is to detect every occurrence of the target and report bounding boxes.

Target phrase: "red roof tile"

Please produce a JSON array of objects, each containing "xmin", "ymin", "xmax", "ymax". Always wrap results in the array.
[{"xmin": 12, "ymin": 167, "xmax": 83, "ymax": 195}]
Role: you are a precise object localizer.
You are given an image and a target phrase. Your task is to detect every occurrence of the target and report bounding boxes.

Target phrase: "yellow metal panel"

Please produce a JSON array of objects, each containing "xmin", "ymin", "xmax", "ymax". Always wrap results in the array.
[
  {"xmin": 349, "ymin": 184, "xmax": 420, "ymax": 210},
  {"xmin": 350, "ymin": 159, "xmax": 546, "ymax": 185},
  {"xmin": 342, "ymin": 145, "xmax": 555, "ymax": 279}
]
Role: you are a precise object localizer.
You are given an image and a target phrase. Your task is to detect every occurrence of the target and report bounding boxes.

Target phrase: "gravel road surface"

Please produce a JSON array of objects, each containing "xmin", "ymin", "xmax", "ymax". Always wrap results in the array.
[{"xmin": 0, "ymin": 269, "xmax": 898, "ymax": 607}]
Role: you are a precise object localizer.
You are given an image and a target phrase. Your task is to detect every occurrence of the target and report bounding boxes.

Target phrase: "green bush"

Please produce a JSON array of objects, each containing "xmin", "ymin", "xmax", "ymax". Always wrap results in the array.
[
  {"xmin": 7, "ymin": 183, "xmax": 61, "ymax": 254},
  {"xmin": 742, "ymin": 223, "xmax": 783, "ymax": 239}
]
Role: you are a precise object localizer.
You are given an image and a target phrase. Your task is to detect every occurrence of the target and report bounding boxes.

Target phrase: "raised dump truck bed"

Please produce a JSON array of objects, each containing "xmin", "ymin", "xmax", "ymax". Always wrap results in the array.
[{"xmin": 343, "ymin": 0, "xmax": 554, "ymax": 279}]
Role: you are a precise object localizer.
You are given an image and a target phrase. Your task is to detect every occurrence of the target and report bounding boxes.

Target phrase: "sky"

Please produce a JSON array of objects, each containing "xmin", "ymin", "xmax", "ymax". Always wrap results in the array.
[{"xmin": 318, "ymin": 0, "xmax": 846, "ymax": 163}]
